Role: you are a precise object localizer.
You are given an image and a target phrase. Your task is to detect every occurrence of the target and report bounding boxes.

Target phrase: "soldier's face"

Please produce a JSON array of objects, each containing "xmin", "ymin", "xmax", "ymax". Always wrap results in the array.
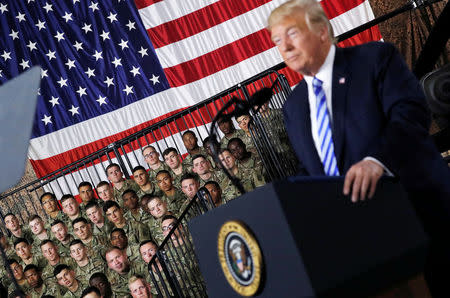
[
  {"xmin": 90, "ymin": 277, "xmax": 112, "ymax": 297},
  {"xmin": 218, "ymin": 120, "xmax": 232, "ymax": 134},
  {"xmin": 181, "ymin": 179, "xmax": 200, "ymax": 199},
  {"xmin": 56, "ymin": 268, "xmax": 76, "ymax": 288},
  {"xmin": 29, "ymin": 219, "xmax": 45, "ymax": 235},
  {"xmin": 219, "ymin": 151, "xmax": 236, "ymax": 170},
  {"xmin": 140, "ymin": 243, "xmax": 158, "ymax": 264},
  {"xmin": 25, "ymin": 269, "xmax": 42, "ymax": 288},
  {"xmin": 236, "ymin": 115, "xmax": 250, "ymax": 131},
  {"xmin": 228, "ymin": 141, "xmax": 245, "ymax": 161},
  {"xmin": 156, "ymin": 173, "xmax": 173, "ymax": 192},
  {"xmin": 130, "ymin": 279, "xmax": 152, "ymax": 298},
  {"xmin": 5, "ymin": 215, "xmax": 19, "ymax": 231},
  {"xmin": 73, "ymin": 222, "xmax": 91, "ymax": 240},
  {"xmin": 106, "ymin": 249, "xmax": 129, "ymax": 273},
  {"xmin": 97, "ymin": 185, "xmax": 114, "ymax": 202},
  {"xmin": 205, "ymin": 184, "xmax": 222, "ymax": 206},
  {"xmin": 51, "ymin": 223, "xmax": 68, "ymax": 242},
  {"xmin": 41, "ymin": 194, "xmax": 58, "ymax": 213},
  {"xmin": 70, "ymin": 243, "xmax": 87, "ymax": 262},
  {"xmin": 148, "ymin": 199, "xmax": 167, "ymax": 219},
  {"xmin": 143, "ymin": 147, "xmax": 160, "ymax": 166},
  {"xmin": 182, "ymin": 133, "xmax": 197, "ymax": 151},
  {"xmin": 123, "ymin": 192, "xmax": 139, "ymax": 210},
  {"xmin": 0, "ymin": 235, "xmax": 6, "ymax": 248},
  {"xmin": 41, "ymin": 243, "xmax": 58, "ymax": 262},
  {"xmin": 111, "ymin": 231, "xmax": 128, "ymax": 249},
  {"xmin": 107, "ymin": 165, "xmax": 124, "ymax": 184},
  {"xmin": 164, "ymin": 151, "xmax": 180, "ymax": 169},
  {"xmin": 86, "ymin": 206, "xmax": 104, "ymax": 224},
  {"xmin": 83, "ymin": 293, "xmax": 101, "ymax": 298},
  {"xmin": 62, "ymin": 198, "xmax": 79, "ymax": 216},
  {"xmin": 193, "ymin": 157, "xmax": 210, "ymax": 175},
  {"xmin": 106, "ymin": 206, "xmax": 124, "ymax": 224},
  {"xmin": 10, "ymin": 262, "xmax": 24, "ymax": 280},
  {"xmin": 79, "ymin": 185, "xmax": 94, "ymax": 203},
  {"xmin": 162, "ymin": 219, "xmax": 179, "ymax": 240},
  {"xmin": 133, "ymin": 169, "xmax": 149, "ymax": 186},
  {"xmin": 15, "ymin": 242, "xmax": 31, "ymax": 259}
]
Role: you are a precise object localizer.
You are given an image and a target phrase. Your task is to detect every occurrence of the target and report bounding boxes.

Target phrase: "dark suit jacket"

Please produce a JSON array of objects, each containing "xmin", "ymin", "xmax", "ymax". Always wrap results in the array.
[{"xmin": 283, "ymin": 42, "xmax": 450, "ymax": 237}]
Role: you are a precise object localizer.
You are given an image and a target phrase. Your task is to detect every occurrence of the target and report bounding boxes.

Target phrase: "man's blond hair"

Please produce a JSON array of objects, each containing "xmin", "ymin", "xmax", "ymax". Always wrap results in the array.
[
  {"xmin": 268, "ymin": 0, "xmax": 335, "ymax": 43},
  {"xmin": 129, "ymin": 275, "xmax": 146, "ymax": 287}
]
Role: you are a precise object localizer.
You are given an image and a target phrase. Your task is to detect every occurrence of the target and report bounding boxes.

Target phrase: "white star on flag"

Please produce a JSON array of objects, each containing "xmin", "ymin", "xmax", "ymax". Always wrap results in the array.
[
  {"xmin": 49, "ymin": 96, "xmax": 60, "ymax": 107},
  {"xmin": 130, "ymin": 66, "xmax": 140, "ymax": 77},
  {"xmin": 27, "ymin": 41, "xmax": 37, "ymax": 52},
  {"xmin": 57, "ymin": 77, "xmax": 68, "ymax": 88},
  {"xmin": 96, "ymin": 95, "xmax": 107, "ymax": 106},
  {"xmin": 138, "ymin": 47, "xmax": 148, "ymax": 57},
  {"xmin": 0, "ymin": 3, "xmax": 8, "ymax": 14},
  {"xmin": 9, "ymin": 30, "xmax": 19, "ymax": 40},
  {"xmin": 149, "ymin": 74, "xmax": 160, "ymax": 85},
  {"xmin": 41, "ymin": 69, "xmax": 48, "ymax": 78},
  {"xmin": 85, "ymin": 68, "xmax": 95, "ymax": 78},
  {"xmin": 1, "ymin": 51, "xmax": 11, "ymax": 61},
  {"xmin": 20, "ymin": 59, "xmax": 30, "ymax": 70},
  {"xmin": 36, "ymin": 20, "xmax": 46, "ymax": 30},
  {"xmin": 82, "ymin": 23, "xmax": 92, "ymax": 34},
  {"xmin": 93, "ymin": 50, "xmax": 103, "ymax": 61},
  {"xmin": 68, "ymin": 105, "xmax": 80, "ymax": 116},
  {"xmin": 73, "ymin": 41, "xmax": 83, "ymax": 51},
  {"xmin": 76, "ymin": 87, "xmax": 87, "ymax": 97},
  {"xmin": 43, "ymin": 2, "xmax": 53, "ymax": 13},
  {"xmin": 16, "ymin": 12, "xmax": 26, "ymax": 22},
  {"xmin": 104, "ymin": 77, "xmax": 114, "ymax": 87},
  {"xmin": 107, "ymin": 12, "xmax": 117, "ymax": 23},
  {"xmin": 89, "ymin": 2, "xmax": 99, "ymax": 12},
  {"xmin": 118, "ymin": 39, "xmax": 129, "ymax": 50},
  {"xmin": 123, "ymin": 85, "xmax": 133, "ymax": 95},
  {"xmin": 54, "ymin": 31, "xmax": 65, "ymax": 42},
  {"xmin": 41, "ymin": 114, "xmax": 52, "ymax": 125},
  {"xmin": 126, "ymin": 20, "xmax": 136, "ymax": 31},
  {"xmin": 65, "ymin": 59, "xmax": 76, "ymax": 69},
  {"xmin": 62, "ymin": 12, "xmax": 73, "ymax": 22},
  {"xmin": 100, "ymin": 31, "xmax": 110, "ymax": 41},
  {"xmin": 46, "ymin": 50, "xmax": 56, "ymax": 61},
  {"xmin": 111, "ymin": 57, "xmax": 122, "ymax": 68}
]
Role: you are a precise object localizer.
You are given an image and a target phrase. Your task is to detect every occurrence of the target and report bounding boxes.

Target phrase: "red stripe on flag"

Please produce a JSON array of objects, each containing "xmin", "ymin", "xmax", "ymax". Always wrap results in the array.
[
  {"xmin": 320, "ymin": 0, "xmax": 366, "ymax": 20},
  {"xmin": 164, "ymin": 29, "xmax": 273, "ymax": 87},
  {"xmin": 134, "ymin": 0, "xmax": 162, "ymax": 10},
  {"xmin": 147, "ymin": 0, "xmax": 272, "ymax": 49}
]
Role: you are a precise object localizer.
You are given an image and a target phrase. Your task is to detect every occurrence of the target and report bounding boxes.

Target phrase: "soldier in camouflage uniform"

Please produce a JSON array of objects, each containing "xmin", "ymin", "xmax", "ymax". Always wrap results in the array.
[
  {"xmin": 40, "ymin": 240, "xmax": 74, "ymax": 287},
  {"xmin": 155, "ymin": 170, "xmax": 186, "ymax": 214},
  {"xmin": 14, "ymin": 238, "xmax": 46, "ymax": 270},
  {"xmin": 105, "ymin": 163, "xmax": 140, "ymax": 207},
  {"xmin": 191, "ymin": 154, "xmax": 224, "ymax": 186},
  {"xmin": 4, "ymin": 213, "xmax": 34, "ymax": 248},
  {"xmin": 96, "ymin": 181, "xmax": 117, "ymax": 208},
  {"xmin": 132, "ymin": 165, "xmax": 161, "ymax": 199},
  {"xmin": 72, "ymin": 218, "xmax": 107, "ymax": 260},
  {"xmin": 235, "ymin": 112, "xmax": 258, "ymax": 154},
  {"xmin": 7, "ymin": 259, "xmax": 30, "ymax": 296},
  {"xmin": 142, "ymin": 145, "xmax": 170, "ymax": 181},
  {"xmin": 40, "ymin": 193, "xmax": 65, "ymax": 229},
  {"xmin": 105, "ymin": 247, "xmax": 143, "ymax": 297},
  {"xmin": 54, "ymin": 264, "xmax": 87, "ymax": 297},
  {"xmin": 69, "ymin": 239, "xmax": 105, "ymax": 285},
  {"xmin": 60, "ymin": 195, "xmax": 85, "ymax": 233},
  {"xmin": 78, "ymin": 181, "xmax": 96, "ymax": 210},
  {"xmin": 85, "ymin": 201, "xmax": 114, "ymax": 239},
  {"xmin": 217, "ymin": 115, "xmax": 248, "ymax": 149},
  {"xmin": 204, "ymin": 181, "xmax": 225, "ymax": 207},
  {"xmin": 203, "ymin": 136, "xmax": 221, "ymax": 169},
  {"xmin": 228, "ymin": 137, "xmax": 264, "ymax": 178},
  {"xmin": 24, "ymin": 264, "xmax": 59, "ymax": 298},
  {"xmin": 122, "ymin": 189, "xmax": 152, "ymax": 224},
  {"xmin": 179, "ymin": 173, "xmax": 202, "ymax": 215},
  {"xmin": 28, "ymin": 215, "xmax": 51, "ymax": 255},
  {"xmin": 109, "ymin": 228, "xmax": 141, "ymax": 263},
  {"xmin": 89, "ymin": 272, "xmax": 114, "ymax": 298},
  {"xmin": 162, "ymin": 147, "xmax": 192, "ymax": 188},
  {"xmin": 103, "ymin": 201, "xmax": 151, "ymax": 247},
  {"xmin": 181, "ymin": 130, "xmax": 215, "ymax": 168},
  {"xmin": 50, "ymin": 220, "xmax": 75, "ymax": 258},
  {"xmin": 129, "ymin": 275, "xmax": 154, "ymax": 298},
  {"xmin": 219, "ymin": 148, "xmax": 265, "ymax": 201},
  {"xmin": 0, "ymin": 232, "xmax": 17, "ymax": 258},
  {"xmin": 161, "ymin": 216, "xmax": 206, "ymax": 297},
  {"xmin": 146, "ymin": 196, "xmax": 173, "ymax": 245}
]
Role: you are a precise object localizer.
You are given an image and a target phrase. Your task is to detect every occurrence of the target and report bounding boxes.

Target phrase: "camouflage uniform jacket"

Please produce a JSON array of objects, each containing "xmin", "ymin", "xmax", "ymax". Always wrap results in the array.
[
  {"xmin": 118, "ymin": 220, "xmax": 151, "ymax": 247},
  {"xmin": 74, "ymin": 257, "xmax": 105, "ymax": 285},
  {"xmin": 106, "ymin": 263, "xmax": 141, "ymax": 297},
  {"xmin": 41, "ymin": 256, "xmax": 75, "ymax": 285},
  {"xmin": 44, "ymin": 210, "xmax": 65, "ymax": 230},
  {"xmin": 183, "ymin": 146, "xmax": 216, "ymax": 169},
  {"xmin": 28, "ymin": 281, "xmax": 61, "ymax": 298},
  {"xmin": 220, "ymin": 164, "xmax": 265, "ymax": 201},
  {"xmin": 236, "ymin": 154, "xmax": 265, "ymax": 181},
  {"xmin": 161, "ymin": 189, "xmax": 186, "ymax": 215},
  {"xmin": 55, "ymin": 234, "xmax": 74, "ymax": 258},
  {"xmin": 199, "ymin": 170, "xmax": 224, "ymax": 187},
  {"xmin": 148, "ymin": 162, "xmax": 170, "ymax": 181},
  {"xmin": 92, "ymin": 220, "xmax": 114, "ymax": 240},
  {"xmin": 31, "ymin": 231, "xmax": 51, "ymax": 256},
  {"xmin": 219, "ymin": 129, "xmax": 247, "ymax": 149},
  {"xmin": 124, "ymin": 208, "xmax": 152, "ymax": 225},
  {"xmin": 113, "ymin": 179, "xmax": 140, "ymax": 207},
  {"xmin": 148, "ymin": 217, "xmax": 165, "ymax": 245},
  {"xmin": 8, "ymin": 279, "xmax": 30, "ymax": 297},
  {"xmin": 9, "ymin": 227, "xmax": 34, "ymax": 247},
  {"xmin": 84, "ymin": 234, "xmax": 108, "ymax": 260},
  {"xmin": 19, "ymin": 254, "xmax": 47, "ymax": 272},
  {"xmin": 170, "ymin": 164, "xmax": 192, "ymax": 189},
  {"xmin": 136, "ymin": 181, "xmax": 162, "ymax": 199},
  {"xmin": 126, "ymin": 243, "xmax": 141, "ymax": 263},
  {"xmin": 62, "ymin": 280, "xmax": 87, "ymax": 297}
]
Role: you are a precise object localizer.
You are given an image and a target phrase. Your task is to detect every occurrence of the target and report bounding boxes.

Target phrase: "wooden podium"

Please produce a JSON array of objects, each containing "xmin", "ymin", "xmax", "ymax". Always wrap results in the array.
[{"xmin": 189, "ymin": 177, "xmax": 429, "ymax": 297}]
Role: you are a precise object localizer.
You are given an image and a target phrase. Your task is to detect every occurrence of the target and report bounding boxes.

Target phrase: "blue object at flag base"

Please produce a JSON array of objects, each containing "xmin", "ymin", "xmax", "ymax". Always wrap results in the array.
[{"xmin": 0, "ymin": 66, "xmax": 41, "ymax": 193}]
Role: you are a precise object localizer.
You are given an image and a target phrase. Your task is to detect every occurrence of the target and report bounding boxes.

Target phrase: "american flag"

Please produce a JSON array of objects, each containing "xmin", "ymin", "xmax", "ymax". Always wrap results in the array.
[{"xmin": 0, "ymin": 0, "xmax": 381, "ymax": 188}]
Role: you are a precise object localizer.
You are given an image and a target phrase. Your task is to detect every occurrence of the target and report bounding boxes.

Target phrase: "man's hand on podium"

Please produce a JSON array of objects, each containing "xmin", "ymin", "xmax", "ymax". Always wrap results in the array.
[{"xmin": 343, "ymin": 159, "xmax": 384, "ymax": 202}]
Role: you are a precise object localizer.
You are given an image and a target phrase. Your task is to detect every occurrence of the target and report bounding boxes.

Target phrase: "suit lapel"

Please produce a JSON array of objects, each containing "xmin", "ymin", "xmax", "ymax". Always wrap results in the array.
[
  {"xmin": 296, "ymin": 81, "xmax": 324, "ymax": 175},
  {"xmin": 331, "ymin": 47, "xmax": 350, "ymax": 170}
]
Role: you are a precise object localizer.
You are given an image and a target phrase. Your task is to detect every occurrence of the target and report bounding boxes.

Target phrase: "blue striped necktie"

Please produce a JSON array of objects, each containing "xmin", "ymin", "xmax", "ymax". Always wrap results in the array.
[{"xmin": 312, "ymin": 77, "xmax": 340, "ymax": 176}]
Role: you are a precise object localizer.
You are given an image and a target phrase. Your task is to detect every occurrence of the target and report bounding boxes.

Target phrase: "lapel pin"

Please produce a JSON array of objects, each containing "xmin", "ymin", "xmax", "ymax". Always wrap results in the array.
[{"xmin": 339, "ymin": 77, "xmax": 346, "ymax": 84}]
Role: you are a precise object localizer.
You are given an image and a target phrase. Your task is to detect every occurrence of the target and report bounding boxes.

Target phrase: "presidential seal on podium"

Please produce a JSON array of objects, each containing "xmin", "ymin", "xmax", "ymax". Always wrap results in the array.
[{"xmin": 217, "ymin": 220, "xmax": 263, "ymax": 296}]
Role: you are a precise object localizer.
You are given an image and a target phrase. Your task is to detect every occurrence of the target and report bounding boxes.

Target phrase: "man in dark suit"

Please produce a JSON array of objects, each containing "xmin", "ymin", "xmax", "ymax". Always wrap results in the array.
[{"xmin": 269, "ymin": 0, "xmax": 450, "ymax": 296}]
